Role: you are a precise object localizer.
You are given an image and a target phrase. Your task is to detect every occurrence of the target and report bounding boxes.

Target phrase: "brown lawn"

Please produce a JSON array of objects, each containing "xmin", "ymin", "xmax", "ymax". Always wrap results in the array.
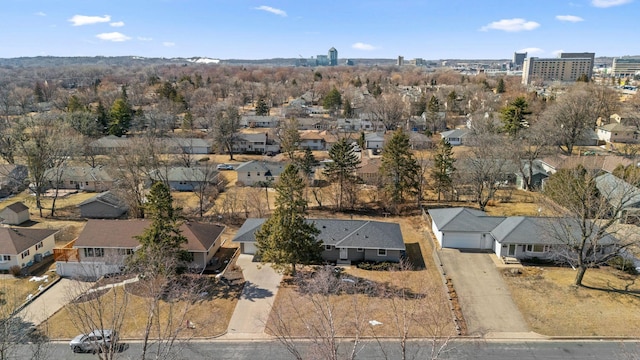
[
  {"xmin": 265, "ymin": 215, "xmax": 456, "ymax": 338},
  {"xmin": 0, "ymin": 273, "xmax": 60, "ymax": 311},
  {"xmin": 503, "ymin": 266, "xmax": 640, "ymax": 336}
]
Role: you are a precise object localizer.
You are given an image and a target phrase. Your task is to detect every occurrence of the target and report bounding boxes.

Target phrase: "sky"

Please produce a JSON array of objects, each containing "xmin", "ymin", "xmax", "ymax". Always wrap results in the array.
[{"xmin": 1, "ymin": 0, "xmax": 639, "ymax": 60}]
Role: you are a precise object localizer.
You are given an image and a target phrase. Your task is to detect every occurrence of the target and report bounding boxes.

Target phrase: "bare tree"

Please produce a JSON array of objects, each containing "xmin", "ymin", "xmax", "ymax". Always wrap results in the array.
[
  {"xmin": 210, "ymin": 105, "xmax": 241, "ymax": 160},
  {"xmin": 1, "ymin": 283, "xmax": 50, "ymax": 360},
  {"xmin": 368, "ymin": 93, "xmax": 407, "ymax": 131},
  {"xmin": 510, "ymin": 121, "xmax": 551, "ymax": 191}
]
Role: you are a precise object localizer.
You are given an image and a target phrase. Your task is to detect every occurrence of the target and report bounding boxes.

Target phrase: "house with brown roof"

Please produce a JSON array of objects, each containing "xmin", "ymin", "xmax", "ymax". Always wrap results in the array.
[
  {"xmin": 0, "ymin": 202, "xmax": 30, "ymax": 225},
  {"xmin": 55, "ymin": 219, "xmax": 225, "ymax": 279},
  {"xmin": 0, "ymin": 227, "xmax": 57, "ymax": 271},
  {"xmin": 356, "ymin": 159, "xmax": 382, "ymax": 185},
  {"xmin": 540, "ymin": 154, "xmax": 634, "ymax": 175},
  {"xmin": 299, "ymin": 131, "xmax": 327, "ymax": 150}
]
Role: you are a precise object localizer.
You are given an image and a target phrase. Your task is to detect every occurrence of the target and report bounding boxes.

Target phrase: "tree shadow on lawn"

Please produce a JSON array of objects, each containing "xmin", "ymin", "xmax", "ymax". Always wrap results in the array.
[
  {"xmin": 582, "ymin": 277, "xmax": 640, "ymax": 299},
  {"xmin": 124, "ymin": 274, "xmax": 243, "ymax": 303}
]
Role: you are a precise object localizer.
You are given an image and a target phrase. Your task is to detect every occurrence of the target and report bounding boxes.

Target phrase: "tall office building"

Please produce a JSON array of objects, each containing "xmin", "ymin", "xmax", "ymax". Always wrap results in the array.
[
  {"xmin": 612, "ymin": 57, "xmax": 640, "ymax": 77},
  {"xmin": 328, "ymin": 47, "xmax": 338, "ymax": 66},
  {"xmin": 397, "ymin": 56, "xmax": 404, "ymax": 66},
  {"xmin": 522, "ymin": 52, "xmax": 595, "ymax": 85},
  {"xmin": 513, "ymin": 52, "xmax": 527, "ymax": 67}
]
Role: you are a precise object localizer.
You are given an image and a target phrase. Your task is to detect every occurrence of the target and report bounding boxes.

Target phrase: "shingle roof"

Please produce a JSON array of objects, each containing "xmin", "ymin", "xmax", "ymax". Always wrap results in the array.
[
  {"xmin": 595, "ymin": 173, "xmax": 640, "ymax": 209},
  {"xmin": 428, "ymin": 208, "xmax": 503, "ymax": 232},
  {"xmin": 441, "ymin": 129, "xmax": 469, "ymax": 139},
  {"xmin": 232, "ymin": 218, "xmax": 405, "ymax": 251},
  {"xmin": 150, "ymin": 167, "xmax": 217, "ymax": 182},
  {"xmin": 0, "ymin": 228, "xmax": 57, "ymax": 255},
  {"xmin": 2, "ymin": 202, "xmax": 29, "ymax": 213},
  {"xmin": 491, "ymin": 216, "xmax": 554, "ymax": 245},
  {"xmin": 75, "ymin": 219, "xmax": 225, "ymax": 252},
  {"xmin": 44, "ymin": 166, "xmax": 113, "ymax": 182},
  {"xmin": 78, "ymin": 191, "xmax": 128, "ymax": 210},
  {"xmin": 235, "ymin": 161, "xmax": 286, "ymax": 177}
]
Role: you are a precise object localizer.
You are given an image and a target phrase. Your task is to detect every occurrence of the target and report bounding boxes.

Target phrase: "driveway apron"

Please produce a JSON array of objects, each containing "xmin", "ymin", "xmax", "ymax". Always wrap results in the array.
[{"xmin": 16, "ymin": 278, "xmax": 77, "ymax": 327}]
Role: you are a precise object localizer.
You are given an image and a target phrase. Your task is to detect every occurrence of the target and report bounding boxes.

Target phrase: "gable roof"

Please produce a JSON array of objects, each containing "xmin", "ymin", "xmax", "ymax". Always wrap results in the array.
[
  {"xmin": 595, "ymin": 173, "xmax": 640, "ymax": 209},
  {"xmin": 45, "ymin": 166, "xmax": 113, "ymax": 182},
  {"xmin": 232, "ymin": 218, "xmax": 405, "ymax": 250},
  {"xmin": 491, "ymin": 216, "xmax": 554, "ymax": 245},
  {"xmin": 2, "ymin": 202, "xmax": 29, "ymax": 214},
  {"xmin": 78, "ymin": 191, "xmax": 128, "ymax": 210},
  {"xmin": 75, "ymin": 219, "xmax": 225, "ymax": 252},
  {"xmin": 428, "ymin": 208, "xmax": 504, "ymax": 232},
  {"xmin": 0, "ymin": 228, "xmax": 57, "ymax": 255},
  {"xmin": 235, "ymin": 161, "xmax": 286, "ymax": 177},
  {"xmin": 150, "ymin": 167, "xmax": 217, "ymax": 183},
  {"xmin": 441, "ymin": 129, "xmax": 469, "ymax": 139}
]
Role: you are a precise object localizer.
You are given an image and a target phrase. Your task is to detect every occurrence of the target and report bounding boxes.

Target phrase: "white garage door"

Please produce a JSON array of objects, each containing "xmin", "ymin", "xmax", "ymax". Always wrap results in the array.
[
  {"xmin": 242, "ymin": 242, "xmax": 257, "ymax": 255},
  {"xmin": 443, "ymin": 232, "xmax": 482, "ymax": 249}
]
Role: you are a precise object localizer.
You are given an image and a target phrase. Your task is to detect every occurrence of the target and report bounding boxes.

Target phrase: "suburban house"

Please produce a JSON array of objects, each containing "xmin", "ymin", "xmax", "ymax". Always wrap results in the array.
[
  {"xmin": 336, "ymin": 118, "xmax": 384, "ymax": 132},
  {"xmin": 160, "ymin": 137, "xmax": 211, "ymax": 154},
  {"xmin": 596, "ymin": 123, "xmax": 638, "ymax": 143},
  {"xmin": 356, "ymin": 159, "xmax": 382, "ymax": 185},
  {"xmin": 408, "ymin": 132, "xmax": 433, "ymax": 150},
  {"xmin": 0, "ymin": 227, "xmax": 57, "ymax": 271},
  {"xmin": 595, "ymin": 173, "xmax": 640, "ymax": 224},
  {"xmin": 298, "ymin": 118, "xmax": 330, "ymax": 131},
  {"xmin": 233, "ymin": 218, "xmax": 406, "ymax": 264},
  {"xmin": 77, "ymin": 191, "xmax": 128, "ymax": 219},
  {"xmin": 514, "ymin": 160, "xmax": 549, "ymax": 190},
  {"xmin": 408, "ymin": 112, "xmax": 447, "ymax": 132},
  {"xmin": 149, "ymin": 167, "xmax": 220, "ymax": 192},
  {"xmin": 364, "ymin": 132, "xmax": 386, "ymax": 149},
  {"xmin": 55, "ymin": 219, "xmax": 226, "ymax": 279},
  {"xmin": 539, "ymin": 154, "xmax": 634, "ymax": 175},
  {"xmin": 0, "ymin": 202, "xmax": 30, "ymax": 225},
  {"xmin": 44, "ymin": 166, "xmax": 114, "ymax": 192},
  {"xmin": 299, "ymin": 131, "xmax": 327, "ymax": 150},
  {"xmin": 89, "ymin": 135, "xmax": 131, "ymax": 154},
  {"xmin": 0, "ymin": 164, "xmax": 28, "ymax": 198},
  {"xmin": 428, "ymin": 207, "xmax": 616, "ymax": 261},
  {"xmin": 233, "ymin": 133, "xmax": 280, "ymax": 154},
  {"xmin": 440, "ymin": 129, "xmax": 470, "ymax": 146},
  {"xmin": 235, "ymin": 161, "xmax": 286, "ymax": 186},
  {"xmin": 241, "ymin": 115, "xmax": 280, "ymax": 128}
]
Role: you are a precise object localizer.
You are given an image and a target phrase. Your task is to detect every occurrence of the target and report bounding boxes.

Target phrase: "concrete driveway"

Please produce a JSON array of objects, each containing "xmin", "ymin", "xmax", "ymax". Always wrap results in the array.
[
  {"xmin": 225, "ymin": 254, "xmax": 283, "ymax": 338},
  {"xmin": 16, "ymin": 278, "xmax": 77, "ymax": 327},
  {"xmin": 438, "ymin": 249, "xmax": 530, "ymax": 337}
]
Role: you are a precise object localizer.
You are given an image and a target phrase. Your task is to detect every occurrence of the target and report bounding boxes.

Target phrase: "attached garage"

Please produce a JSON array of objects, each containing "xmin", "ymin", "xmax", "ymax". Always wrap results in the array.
[
  {"xmin": 241, "ymin": 242, "xmax": 257, "ymax": 255},
  {"xmin": 442, "ymin": 232, "xmax": 482, "ymax": 249},
  {"xmin": 428, "ymin": 207, "xmax": 504, "ymax": 250}
]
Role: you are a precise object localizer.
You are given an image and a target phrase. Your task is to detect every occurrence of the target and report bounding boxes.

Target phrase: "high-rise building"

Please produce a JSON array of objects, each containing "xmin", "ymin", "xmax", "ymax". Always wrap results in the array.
[
  {"xmin": 513, "ymin": 52, "xmax": 527, "ymax": 67},
  {"xmin": 397, "ymin": 56, "xmax": 404, "ymax": 66},
  {"xmin": 612, "ymin": 57, "xmax": 640, "ymax": 77},
  {"xmin": 328, "ymin": 47, "xmax": 338, "ymax": 66},
  {"xmin": 522, "ymin": 52, "xmax": 595, "ymax": 85}
]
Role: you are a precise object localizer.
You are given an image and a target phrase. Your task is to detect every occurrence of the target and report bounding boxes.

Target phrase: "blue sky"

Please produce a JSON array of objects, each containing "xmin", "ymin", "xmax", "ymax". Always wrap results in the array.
[{"xmin": 1, "ymin": 0, "xmax": 638, "ymax": 59}]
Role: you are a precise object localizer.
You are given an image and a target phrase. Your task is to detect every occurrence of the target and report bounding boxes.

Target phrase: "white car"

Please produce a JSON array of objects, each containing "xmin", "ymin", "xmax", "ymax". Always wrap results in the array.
[
  {"xmin": 69, "ymin": 329, "xmax": 118, "ymax": 353},
  {"xmin": 216, "ymin": 164, "xmax": 234, "ymax": 170}
]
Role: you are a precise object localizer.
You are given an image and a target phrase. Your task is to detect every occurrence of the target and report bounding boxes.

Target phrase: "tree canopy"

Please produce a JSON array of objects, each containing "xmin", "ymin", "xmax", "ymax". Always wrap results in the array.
[{"xmin": 380, "ymin": 129, "xmax": 420, "ymax": 208}]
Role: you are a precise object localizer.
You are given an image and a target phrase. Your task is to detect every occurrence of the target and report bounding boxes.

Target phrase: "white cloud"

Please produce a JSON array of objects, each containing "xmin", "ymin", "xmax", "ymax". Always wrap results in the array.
[
  {"xmin": 552, "ymin": 49, "xmax": 564, "ymax": 57},
  {"xmin": 138, "ymin": 36, "xmax": 153, "ymax": 41},
  {"xmin": 518, "ymin": 47, "xmax": 544, "ymax": 55},
  {"xmin": 352, "ymin": 42, "xmax": 377, "ymax": 51},
  {"xmin": 480, "ymin": 18, "xmax": 540, "ymax": 32},
  {"xmin": 95, "ymin": 32, "xmax": 131, "ymax": 42},
  {"xmin": 110, "ymin": 21, "xmax": 125, "ymax": 27},
  {"xmin": 69, "ymin": 14, "xmax": 111, "ymax": 26},
  {"xmin": 592, "ymin": 0, "xmax": 632, "ymax": 7},
  {"xmin": 163, "ymin": 42, "xmax": 175, "ymax": 47},
  {"xmin": 254, "ymin": 5, "xmax": 287, "ymax": 17},
  {"xmin": 556, "ymin": 15, "xmax": 584, "ymax": 22},
  {"xmin": 35, "ymin": 11, "xmax": 46, "ymax": 16}
]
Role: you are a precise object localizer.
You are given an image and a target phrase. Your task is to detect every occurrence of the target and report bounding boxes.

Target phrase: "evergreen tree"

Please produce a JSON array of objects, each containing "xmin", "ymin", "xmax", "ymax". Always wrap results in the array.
[
  {"xmin": 255, "ymin": 97, "xmax": 270, "ymax": 116},
  {"xmin": 255, "ymin": 164, "xmax": 322, "ymax": 275},
  {"xmin": 431, "ymin": 138, "xmax": 456, "ymax": 202},
  {"xmin": 324, "ymin": 138, "xmax": 361, "ymax": 210},
  {"xmin": 412, "ymin": 94, "xmax": 427, "ymax": 116},
  {"xmin": 499, "ymin": 96, "xmax": 531, "ymax": 136},
  {"xmin": 129, "ymin": 182, "xmax": 189, "ymax": 277},
  {"xmin": 182, "ymin": 111, "xmax": 194, "ymax": 131},
  {"xmin": 67, "ymin": 95, "xmax": 85, "ymax": 112},
  {"xmin": 297, "ymin": 147, "xmax": 319, "ymax": 182},
  {"xmin": 95, "ymin": 101, "xmax": 109, "ymax": 134},
  {"xmin": 577, "ymin": 74, "xmax": 589, "ymax": 83},
  {"xmin": 380, "ymin": 129, "xmax": 420, "ymax": 206},
  {"xmin": 322, "ymin": 87, "xmax": 342, "ymax": 111},
  {"xmin": 342, "ymin": 99, "xmax": 354, "ymax": 118},
  {"xmin": 108, "ymin": 95, "xmax": 132, "ymax": 137},
  {"xmin": 496, "ymin": 78, "xmax": 506, "ymax": 93},
  {"xmin": 426, "ymin": 95, "xmax": 441, "ymax": 134}
]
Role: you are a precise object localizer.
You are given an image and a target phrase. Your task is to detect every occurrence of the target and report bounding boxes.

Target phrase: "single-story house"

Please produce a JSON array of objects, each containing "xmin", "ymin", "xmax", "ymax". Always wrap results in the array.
[
  {"xmin": 595, "ymin": 173, "xmax": 640, "ymax": 224},
  {"xmin": 596, "ymin": 123, "xmax": 638, "ymax": 143},
  {"xmin": 235, "ymin": 161, "xmax": 286, "ymax": 186},
  {"xmin": 160, "ymin": 137, "xmax": 211, "ymax": 154},
  {"xmin": 0, "ymin": 164, "xmax": 28, "ymax": 198},
  {"xmin": 149, "ymin": 167, "xmax": 220, "ymax": 192},
  {"xmin": 89, "ymin": 135, "xmax": 131, "ymax": 154},
  {"xmin": 364, "ymin": 132, "xmax": 386, "ymax": 149},
  {"xmin": 241, "ymin": 115, "xmax": 280, "ymax": 128},
  {"xmin": 78, "ymin": 191, "xmax": 128, "ymax": 219},
  {"xmin": 44, "ymin": 166, "xmax": 114, "ymax": 192},
  {"xmin": 0, "ymin": 227, "xmax": 57, "ymax": 271},
  {"xmin": 515, "ymin": 160, "xmax": 549, "ymax": 190},
  {"xmin": 233, "ymin": 218, "xmax": 405, "ymax": 264},
  {"xmin": 356, "ymin": 159, "xmax": 381, "ymax": 185},
  {"xmin": 55, "ymin": 219, "xmax": 225, "ymax": 279},
  {"xmin": 428, "ymin": 207, "xmax": 616, "ymax": 260},
  {"xmin": 440, "ymin": 129, "xmax": 469, "ymax": 146},
  {"xmin": 298, "ymin": 118, "xmax": 330, "ymax": 131},
  {"xmin": 408, "ymin": 132, "xmax": 433, "ymax": 150},
  {"xmin": 0, "ymin": 202, "xmax": 30, "ymax": 225}
]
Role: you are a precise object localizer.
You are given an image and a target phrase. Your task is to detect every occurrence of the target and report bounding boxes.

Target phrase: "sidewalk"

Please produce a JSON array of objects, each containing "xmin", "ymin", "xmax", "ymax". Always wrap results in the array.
[
  {"xmin": 222, "ymin": 255, "xmax": 283, "ymax": 339},
  {"xmin": 16, "ymin": 278, "xmax": 77, "ymax": 327}
]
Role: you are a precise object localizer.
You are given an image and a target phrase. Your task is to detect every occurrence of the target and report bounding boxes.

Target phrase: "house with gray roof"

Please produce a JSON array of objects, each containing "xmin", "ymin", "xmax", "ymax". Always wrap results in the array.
[
  {"xmin": 0, "ymin": 202, "xmax": 30, "ymax": 225},
  {"xmin": 428, "ymin": 207, "xmax": 618, "ymax": 260},
  {"xmin": 44, "ymin": 166, "xmax": 114, "ymax": 192},
  {"xmin": 595, "ymin": 173, "xmax": 640, "ymax": 224},
  {"xmin": 149, "ymin": 166, "xmax": 220, "ymax": 192},
  {"xmin": 440, "ymin": 129, "xmax": 469, "ymax": 146},
  {"xmin": 160, "ymin": 137, "xmax": 211, "ymax": 154},
  {"xmin": 233, "ymin": 218, "xmax": 405, "ymax": 264},
  {"xmin": 0, "ymin": 227, "xmax": 57, "ymax": 271},
  {"xmin": 0, "ymin": 164, "xmax": 28, "ymax": 198},
  {"xmin": 232, "ymin": 132, "xmax": 280, "ymax": 154},
  {"xmin": 235, "ymin": 161, "xmax": 286, "ymax": 186},
  {"xmin": 241, "ymin": 115, "xmax": 280, "ymax": 128},
  {"xmin": 89, "ymin": 135, "xmax": 131, "ymax": 154},
  {"xmin": 78, "ymin": 191, "xmax": 128, "ymax": 219}
]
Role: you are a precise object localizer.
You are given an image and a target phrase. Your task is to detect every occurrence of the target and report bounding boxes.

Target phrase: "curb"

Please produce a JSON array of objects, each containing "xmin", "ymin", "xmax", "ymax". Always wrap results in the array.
[{"xmin": 11, "ymin": 275, "xmax": 62, "ymax": 318}]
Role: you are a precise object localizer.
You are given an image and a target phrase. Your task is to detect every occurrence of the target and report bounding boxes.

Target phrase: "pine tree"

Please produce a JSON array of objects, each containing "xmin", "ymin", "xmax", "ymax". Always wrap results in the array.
[
  {"xmin": 500, "ymin": 96, "xmax": 531, "ymax": 136},
  {"xmin": 342, "ymin": 99, "xmax": 354, "ymax": 118},
  {"xmin": 108, "ymin": 97, "xmax": 132, "ymax": 136},
  {"xmin": 496, "ymin": 78, "xmax": 506, "ymax": 93},
  {"xmin": 426, "ymin": 95, "xmax": 441, "ymax": 134},
  {"xmin": 95, "ymin": 101, "xmax": 109, "ymax": 134},
  {"xmin": 324, "ymin": 138, "xmax": 361, "ymax": 210},
  {"xmin": 322, "ymin": 87, "xmax": 342, "ymax": 111},
  {"xmin": 380, "ymin": 129, "xmax": 420, "ymax": 206},
  {"xmin": 255, "ymin": 97, "xmax": 270, "ymax": 116},
  {"xmin": 129, "ymin": 182, "xmax": 189, "ymax": 277},
  {"xmin": 255, "ymin": 164, "xmax": 322, "ymax": 275},
  {"xmin": 431, "ymin": 138, "xmax": 456, "ymax": 202}
]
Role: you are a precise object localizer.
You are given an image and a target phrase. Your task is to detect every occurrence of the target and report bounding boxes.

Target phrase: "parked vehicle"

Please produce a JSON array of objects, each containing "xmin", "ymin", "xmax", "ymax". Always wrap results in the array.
[
  {"xmin": 216, "ymin": 164, "xmax": 234, "ymax": 170},
  {"xmin": 69, "ymin": 329, "xmax": 118, "ymax": 353}
]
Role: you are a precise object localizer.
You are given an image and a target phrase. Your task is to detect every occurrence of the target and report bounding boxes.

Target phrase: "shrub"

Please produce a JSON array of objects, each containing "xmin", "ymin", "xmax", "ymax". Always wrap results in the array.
[
  {"xmin": 607, "ymin": 256, "xmax": 638, "ymax": 275},
  {"xmin": 356, "ymin": 261, "xmax": 400, "ymax": 271},
  {"xmin": 9, "ymin": 265, "xmax": 22, "ymax": 277},
  {"xmin": 198, "ymin": 157, "xmax": 210, "ymax": 162}
]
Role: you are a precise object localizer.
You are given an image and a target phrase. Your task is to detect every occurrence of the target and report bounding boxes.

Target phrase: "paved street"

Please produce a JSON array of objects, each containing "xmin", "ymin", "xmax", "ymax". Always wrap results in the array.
[
  {"xmin": 224, "ymin": 254, "xmax": 283, "ymax": 338},
  {"xmin": 438, "ymin": 249, "xmax": 531, "ymax": 337}
]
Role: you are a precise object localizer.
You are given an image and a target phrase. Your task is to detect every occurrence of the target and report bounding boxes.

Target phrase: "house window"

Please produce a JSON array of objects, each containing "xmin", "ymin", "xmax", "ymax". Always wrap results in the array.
[
  {"xmin": 35, "ymin": 242, "xmax": 43, "ymax": 250},
  {"xmin": 356, "ymin": 248, "xmax": 364, "ymax": 253},
  {"xmin": 117, "ymin": 249, "xmax": 134, "ymax": 255},
  {"xmin": 247, "ymin": 172, "xmax": 251, "ymax": 177},
  {"xmin": 84, "ymin": 248, "xmax": 104, "ymax": 257},
  {"xmin": 257, "ymin": 172, "xmax": 260, "ymax": 176},
  {"xmin": 525, "ymin": 244, "xmax": 548, "ymax": 252},
  {"xmin": 377, "ymin": 249, "xmax": 387, "ymax": 256},
  {"xmin": 1, "ymin": 255, "xmax": 10, "ymax": 262},
  {"xmin": 325, "ymin": 245, "xmax": 332, "ymax": 251},
  {"xmin": 21, "ymin": 250, "xmax": 30, "ymax": 259}
]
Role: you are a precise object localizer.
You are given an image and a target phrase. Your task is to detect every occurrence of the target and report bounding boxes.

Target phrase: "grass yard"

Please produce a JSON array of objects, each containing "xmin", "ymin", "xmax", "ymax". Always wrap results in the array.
[
  {"xmin": 503, "ymin": 266, "xmax": 640, "ymax": 336},
  {"xmin": 0, "ymin": 273, "xmax": 59, "ymax": 311},
  {"xmin": 265, "ymin": 215, "xmax": 456, "ymax": 338}
]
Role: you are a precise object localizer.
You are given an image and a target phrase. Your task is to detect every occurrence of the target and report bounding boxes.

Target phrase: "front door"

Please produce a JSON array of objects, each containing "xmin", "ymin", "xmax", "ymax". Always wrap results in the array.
[
  {"xmin": 339, "ymin": 248, "xmax": 348, "ymax": 260},
  {"xmin": 508, "ymin": 244, "xmax": 516, "ymax": 256}
]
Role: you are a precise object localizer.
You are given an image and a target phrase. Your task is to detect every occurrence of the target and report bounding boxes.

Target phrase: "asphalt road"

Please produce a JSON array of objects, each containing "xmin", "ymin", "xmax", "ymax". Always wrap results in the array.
[{"xmin": 6, "ymin": 339, "xmax": 640, "ymax": 360}]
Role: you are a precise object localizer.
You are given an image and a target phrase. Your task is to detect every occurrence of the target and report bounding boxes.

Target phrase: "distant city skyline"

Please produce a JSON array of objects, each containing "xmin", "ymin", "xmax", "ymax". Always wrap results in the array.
[{"xmin": 1, "ymin": 0, "xmax": 639, "ymax": 60}]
